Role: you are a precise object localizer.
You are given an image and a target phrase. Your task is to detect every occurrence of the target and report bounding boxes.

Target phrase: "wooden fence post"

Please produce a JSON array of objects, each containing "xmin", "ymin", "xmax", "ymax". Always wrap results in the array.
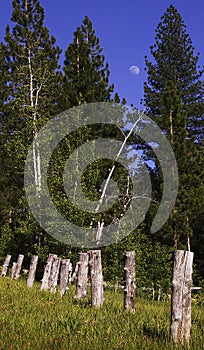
[
  {"xmin": 68, "ymin": 262, "xmax": 73, "ymax": 284},
  {"xmin": 13, "ymin": 254, "xmax": 24, "ymax": 280},
  {"xmin": 71, "ymin": 261, "xmax": 80, "ymax": 283},
  {"xmin": 76, "ymin": 252, "xmax": 89, "ymax": 299},
  {"xmin": 1, "ymin": 255, "xmax": 12, "ymax": 277},
  {"xmin": 41, "ymin": 254, "xmax": 56, "ymax": 291},
  {"xmin": 27, "ymin": 255, "xmax": 38, "ymax": 288},
  {"xmin": 124, "ymin": 251, "xmax": 136, "ymax": 313},
  {"xmin": 170, "ymin": 250, "xmax": 194, "ymax": 344},
  {"xmin": 89, "ymin": 250, "xmax": 104, "ymax": 307},
  {"xmin": 49, "ymin": 256, "xmax": 61, "ymax": 293},
  {"xmin": 11, "ymin": 262, "xmax": 17, "ymax": 279},
  {"xmin": 60, "ymin": 259, "xmax": 71, "ymax": 296}
]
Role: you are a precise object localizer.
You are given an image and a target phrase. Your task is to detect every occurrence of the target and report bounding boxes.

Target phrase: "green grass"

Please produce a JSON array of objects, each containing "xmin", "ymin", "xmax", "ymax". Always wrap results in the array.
[{"xmin": 0, "ymin": 278, "xmax": 203, "ymax": 350}]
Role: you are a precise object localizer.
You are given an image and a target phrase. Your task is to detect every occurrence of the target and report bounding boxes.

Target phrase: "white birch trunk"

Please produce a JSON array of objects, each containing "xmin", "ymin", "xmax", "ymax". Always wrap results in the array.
[
  {"xmin": 28, "ymin": 47, "xmax": 42, "ymax": 196},
  {"xmin": 94, "ymin": 112, "xmax": 144, "ymax": 242},
  {"xmin": 152, "ymin": 283, "xmax": 155, "ymax": 301},
  {"xmin": 1, "ymin": 255, "xmax": 12, "ymax": 277},
  {"xmin": 158, "ymin": 288, "xmax": 161, "ymax": 302},
  {"xmin": 170, "ymin": 250, "xmax": 194, "ymax": 344},
  {"xmin": 27, "ymin": 255, "xmax": 38, "ymax": 288}
]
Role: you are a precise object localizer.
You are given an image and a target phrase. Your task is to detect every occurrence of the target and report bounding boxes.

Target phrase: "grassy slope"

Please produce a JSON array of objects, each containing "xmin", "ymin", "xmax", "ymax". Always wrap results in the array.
[{"xmin": 0, "ymin": 278, "xmax": 203, "ymax": 350}]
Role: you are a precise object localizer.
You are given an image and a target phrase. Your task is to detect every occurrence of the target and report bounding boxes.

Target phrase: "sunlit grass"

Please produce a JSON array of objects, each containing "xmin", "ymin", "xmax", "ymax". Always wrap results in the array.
[{"xmin": 0, "ymin": 278, "xmax": 203, "ymax": 349}]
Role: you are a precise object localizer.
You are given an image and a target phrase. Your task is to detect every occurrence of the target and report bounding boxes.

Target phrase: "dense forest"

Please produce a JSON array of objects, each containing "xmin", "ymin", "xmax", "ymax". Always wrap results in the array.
[{"xmin": 0, "ymin": 1, "xmax": 203, "ymax": 295}]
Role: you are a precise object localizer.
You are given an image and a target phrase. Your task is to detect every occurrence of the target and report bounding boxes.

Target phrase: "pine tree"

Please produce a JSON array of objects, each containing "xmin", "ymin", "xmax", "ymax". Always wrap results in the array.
[
  {"xmin": 144, "ymin": 5, "xmax": 204, "ymax": 251},
  {"xmin": 0, "ymin": 0, "xmax": 62, "ymax": 260},
  {"xmin": 144, "ymin": 4, "xmax": 204, "ymax": 142},
  {"xmin": 62, "ymin": 16, "xmax": 115, "ymax": 108}
]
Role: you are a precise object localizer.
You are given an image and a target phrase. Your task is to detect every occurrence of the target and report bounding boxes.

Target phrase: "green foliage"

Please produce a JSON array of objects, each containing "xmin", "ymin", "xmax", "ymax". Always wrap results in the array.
[
  {"xmin": 144, "ymin": 4, "xmax": 204, "ymax": 142},
  {"xmin": 144, "ymin": 5, "xmax": 204, "ymax": 253},
  {"xmin": 0, "ymin": 0, "xmax": 62, "ymax": 259},
  {"xmin": 102, "ymin": 231, "xmax": 173, "ymax": 297},
  {"xmin": 62, "ymin": 16, "xmax": 114, "ymax": 109},
  {"xmin": 0, "ymin": 2, "xmax": 203, "ymax": 285}
]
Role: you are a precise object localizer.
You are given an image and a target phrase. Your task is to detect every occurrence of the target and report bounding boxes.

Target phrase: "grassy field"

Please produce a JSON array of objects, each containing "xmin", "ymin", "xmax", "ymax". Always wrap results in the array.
[{"xmin": 0, "ymin": 278, "xmax": 203, "ymax": 350}]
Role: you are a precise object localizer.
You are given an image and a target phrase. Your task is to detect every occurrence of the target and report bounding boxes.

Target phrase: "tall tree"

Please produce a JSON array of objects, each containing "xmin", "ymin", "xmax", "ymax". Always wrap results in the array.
[
  {"xmin": 62, "ymin": 16, "xmax": 116, "ymax": 108},
  {"xmin": 0, "ymin": 0, "xmax": 62, "ymax": 261},
  {"xmin": 56, "ymin": 16, "xmax": 128, "ymax": 246},
  {"xmin": 144, "ymin": 4, "xmax": 204, "ymax": 142},
  {"xmin": 144, "ymin": 5, "xmax": 204, "ymax": 251}
]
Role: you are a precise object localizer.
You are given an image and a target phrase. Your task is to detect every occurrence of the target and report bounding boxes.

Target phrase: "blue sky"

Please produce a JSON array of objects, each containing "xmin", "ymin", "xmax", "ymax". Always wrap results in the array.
[{"xmin": 0, "ymin": 0, "xmax": 203, "ymax": 108}]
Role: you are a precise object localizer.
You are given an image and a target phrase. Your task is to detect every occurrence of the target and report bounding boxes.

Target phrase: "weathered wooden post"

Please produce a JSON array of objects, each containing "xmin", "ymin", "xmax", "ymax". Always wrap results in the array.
[
  {"xmin": 68, "ymin": 262, "xmax": 73, "ymax": 284},
  {"xmin": 41, "ymin": 254, "xmax": 56, "ymax": 291},
  {"xmin": 1, "ymin": 255, "xmax": 12, "ymax": 276},
  {"xmin": 124, "ymin": 251, "xmax": 136, "ymax": 313},
  {"xmin": 170, "ymin": 250, "xmax": 194, "ymax": 344},
  {"xmin": 89, "ymin": 250, "xmax": 104, "ymax": 307},
  {"xmin": 60, "ymin": 259, "xmax": 71, "ymax": 296},
  {"xmin": 49, "ymin": 256, "xmax": 61, "ymax": 293},
  {"xmin": 13, "ymin": 254, "xmax": 24, "ymax": 280},
  {"xmin": 71, "ymin": 261, "xmax": 80, "ymax": 283},
  {"xmin": 11, "ymin": 262, "xmax": 17, "ymax": 279},
  {"xmin": 76, "ymin": 252, "xmax": 89, "ymax": 299},
  {"xmin": 27, "ymin": 255, "xmax": 38, "ymax": 288}
]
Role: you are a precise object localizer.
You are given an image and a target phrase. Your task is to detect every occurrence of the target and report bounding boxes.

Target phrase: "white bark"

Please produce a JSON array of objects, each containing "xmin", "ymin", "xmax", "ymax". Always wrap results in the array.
[
  {"xmin": 95, "ymin": 112, "xmax": 144, "ymax": 242},
  {"xmin": 28, "ymin": 47, "xmax": 42, "ymax": 196}
]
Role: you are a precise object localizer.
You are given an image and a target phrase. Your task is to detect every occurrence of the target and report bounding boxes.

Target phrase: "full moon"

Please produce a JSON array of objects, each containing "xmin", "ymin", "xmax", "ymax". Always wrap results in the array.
[{"xmin": 129, "ymin": 65, "xmax": 140, "ymax": 75}]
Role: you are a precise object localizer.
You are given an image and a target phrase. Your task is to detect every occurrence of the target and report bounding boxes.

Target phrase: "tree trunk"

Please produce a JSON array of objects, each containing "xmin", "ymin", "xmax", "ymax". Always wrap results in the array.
[
  {"xmin": 13, "ymin": 254, "xmax": 24, "ymax": 280},
  {"xmin": 49, "ymin": 256, "xmax": 61, "ymax": 293},
  {"xmin": 1, "ymin": 255, "xmax": 12, "ymax": 276},
  {"xmin": 60, "ymin": 259, "xmax": 71, "ymax": 297},
  {"xmin": 124, "ymin": 251, "xmax": 136, "ymax": 313},
  {"xmin": 158, "ymin": 288, "xmax": 161, "ymax": 302},
  {"xmin": 170, "ymin": 250, "xmax": 194, "ymax": 344},
  {"xmin": 152, "ymin": 283, "xmax": 155, "ymax": 301},
  {"xmin": 89, "ymin": 250, "xmax": 104, "ymax": 307},
  {"xmin": 40, "ymin": 254, "xmax": 56, "ymax": 291},
  {"xmin": 27, "ymin": 255, "xmax": 38, "ymax": 288},
  {"xmin": 76, "ymin": 253, "xmax": 89, "ymax": 299}
]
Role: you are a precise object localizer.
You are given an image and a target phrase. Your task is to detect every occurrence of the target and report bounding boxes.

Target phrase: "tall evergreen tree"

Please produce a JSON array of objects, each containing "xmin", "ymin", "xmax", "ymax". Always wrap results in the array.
[
  {"xmin": 0, "ymin": 0, "xmax": 62, "ymax": 261},
  {"xmin": 62, "ymin": 16, "xmax": 115, "ymax": 108},
  {"xmin": 144, "ymin": 4, "xmax": 204, "ymax": 142},
  {"xmin": 144, "ymin": 5, "xmax": 204, "ymax": 252}
]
